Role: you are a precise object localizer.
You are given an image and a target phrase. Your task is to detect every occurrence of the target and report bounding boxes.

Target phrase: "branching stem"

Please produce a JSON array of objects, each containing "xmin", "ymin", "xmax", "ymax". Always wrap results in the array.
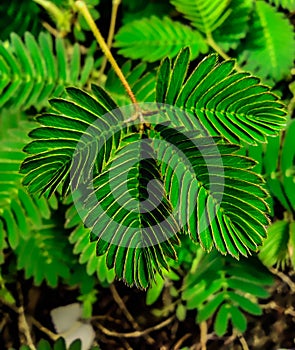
[
  {"xmin": 110, "ymin": 284, "xmax": 155, "ymax": 344},
  {"xmin": 31, "ymin": 317, "xmax": 59, "ymax": 341},
  {"xmin": 95, "ymin": 316, "xmax": 174, "ymax": 338}
]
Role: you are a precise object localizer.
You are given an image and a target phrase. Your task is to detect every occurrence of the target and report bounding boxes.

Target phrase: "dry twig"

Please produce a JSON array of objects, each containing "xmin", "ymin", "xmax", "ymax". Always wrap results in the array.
[
  {"xmin": 200, "ymin": 321, "xmax": 207, "ymax": 350},
  {"xmin": 17, "ymin": 283, "xmax": 36, "ymax": 350},
  {"xmin": 96, "ymin": 315, "xmax": 174, "ymax": 339},
  {"xmin": 270, "ymin": 267, "xmax": 295, "ymax": 293},
  {"xmin": 110, "ymin": 284, "xmax": 155, "ymax": 344}
]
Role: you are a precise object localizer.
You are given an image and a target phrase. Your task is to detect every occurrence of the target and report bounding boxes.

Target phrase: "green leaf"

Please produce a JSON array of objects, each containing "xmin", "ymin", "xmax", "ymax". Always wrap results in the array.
[
  {"xmin": 146, "ymin": 272, "xmax": 165, "ymax": 305},
  {"xmin": 84, "ymin": 136, "xmax": 180, "ymax": 289},
  {"xmin": 20, "ymin": 85, "xmax": 122, "ymax": 196},
  {"xmin": 289, "ymin": 222, "xmax": 295, "ymax": 269},
  {"xmin": 53, "ymin": 338, "xmax": 67, "ymax": 350},
  {"xmin": 176, "ymin": 303, "xmax": 187, "ymax": 321},
  {"xmin": 66, "ymin": 200, "xmax": 116, "ymax": 285},
  {"xmin": 156, "ymin": 48, "xmax": 287, "ymax": 144},
  {"xmin": 105, "ymin": 61, "xmax": 156, "ymax": 105},
  {"xmin": 238, "ymin": 1, "xmax": 295, "ymax": 81},
  {"xmin": 155, "ymin": 124, "xmax": 270, "ymax": 257},
  {"xmin": 259, "ymin": 220, "xmax": 290, "ymax": 268},
  {"xmin": 213, "ymin": 0, "xmax": 254, "ymax": 50},
  {"xmin": 20, "ymin": 47, "xmax": 287, "ymax": 289},
  {"xmin": 171, "ymin": 0, "xmax": 231, "ymax": 34},
  {"xmin": 122, "ymin": 2, "xmax": 172, "ymax": 24},
  {"xmin": 197, "ymin": 292, "xmax": 225, "ymax": 322},
  {"xmin": 280, "ymin": 120, "xmax": 295, "ymax": 210},
  {"xmin": 0, "ymin": 120, "xmax": 56, "ymax": 253},
  {"xmin": 214, "ymin": 304, "xmax": 230, "ymax": 336},
  {"xmin": 37, "ymin": 339, "xmax": 52, "ymax": 350},
  {"xmin": 15, "ymin": 220, "xmax": 73, "ymax": 287},
  {"xmin": 182, "ymin": 253, "xmax": 272, "ymax": 335},
  {"xmin": 263, "ymin": 120, "xmax": 295, "ymax": 211},
  {"xmin": 229, "ymin": 304, "xmax": 247, "ymax": 333},
  {"xmin": 269, "ymin": 0, "xmax": 295, "ymax": 11},
  {"xmin": 0, "ymin": 0, "xmax": 42, "ymax": 40},
  {"xmin": 227, "ymin": 277, "xmax": 270, "ymax": 298},
  {"xmin": 114, "ymin": 16, "xmax": 208, "ymax": 62},
  {"xmin": 0, "ymin": 283, "xmax": 16, "ymax": 305},
  {"xmin": 0, "ymin": 32, "xmax": 94, "ymax": 111},
  {"xmin": 0, "ymin": 221, "xmax": 7, "ymax": 264},
  {"xmin": 227, "ymin": 291, "xmax": 262, "ymax": 315}
]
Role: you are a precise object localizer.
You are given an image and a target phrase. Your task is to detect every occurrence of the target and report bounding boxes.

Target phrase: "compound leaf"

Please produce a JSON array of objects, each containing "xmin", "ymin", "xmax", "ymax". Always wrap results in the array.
[
  {"xmin": 157, "ymin": 48, "xmax": 286, "ymax": 144},
  {"xmin": 0, "ymin": 32, "xmax": 94, "ymax": 111},
  {"xmin": 171, "ymin": 0, "xmax": 231, "ymax": 34},
  {"xmin": 238, "ymin": 1, "xmax": 295, "ymax": 81},
  {"xmin": 114, "ymin": 16, "xmax": 208, "ymax": 62}
]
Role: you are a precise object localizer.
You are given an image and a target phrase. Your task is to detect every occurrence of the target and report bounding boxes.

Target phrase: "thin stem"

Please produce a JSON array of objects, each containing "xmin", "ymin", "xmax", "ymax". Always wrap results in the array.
[
  {"xmin": 75, "ymin": 1, "xmax": 138, "ymax": 108},
  {"xmin": 17, "ymin": 283, "xmax": 36, "ymax": 350},
  {"xmin": 30, "ymin": 317, "xmax": 59, "ymax": 341},
  {"xmin": 173, "ymin": 333, "xmax": 192, "ymax": 350},
  {"xmin": 110, "ymin": 284, "xmax": 155, "ymax": 345},
  {"xmin": 200, "ymin": 321, "xmax": 207, "ymax": 350},
  {"xmin": 95, "ymin": 316, "xmax": 174, "ymax": 338},
  {"xmin": 206, "ymin": 33, "xmax": 242, "ymax": 72},
  {"xmin": 99, "ymin": 0, "xmax": 121, "ymax": 80},
  {"xmin": 269, "ymin": 267, "xmax": 295, "ymax": 293},
  {"xmin": 238, "ymin": 334, "xmax": 250, "ymax": 350}
]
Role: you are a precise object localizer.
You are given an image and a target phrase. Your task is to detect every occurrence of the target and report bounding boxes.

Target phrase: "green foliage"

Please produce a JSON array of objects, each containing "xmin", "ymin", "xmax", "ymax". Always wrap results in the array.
[
  {"xmin": 114, "ymin": 16, "xmax": 208, "ymax": 62},
  {"xmin": 156, "ymin": 48, "xmax": 286, "ymax": 144},
  {"xmin": 105, "ymin": 61, "xmax": 156, "ymax": 105},
  {"xmin": 238, "ymin": 1, "xmax": 295, "ymax": 82},
  {"xmin": 171, "ymin": 0, "xmax": 231, "ymax": 34},
  {"xmin": 122, "ymin": 2, "xmax": 172, "ymax": 24},
  {"xmin": 73, "ymin": 0, "xmax": 100, "ymax": 41},
  {"xmin": 20, "ymin": 48, "xmax": 286, "ymax": 288},
  {"xmin": 263, "ymin": 119, "xmax": 295, "ymax": 212},
  {"xmin": 0, "ymin": 31, "xmax": 94, "ymax": 111},
  {"xmin": 0, "ymin": 0, "xmax": 42, "ymax": 41},
  {"xmin": 19, "ymin": 338, "xmax": 100, "ymax": 350},
  {"xmin": 66, "ymin": 200, "xmax": 116, "ymax": 285},
  {"xmin": 20, "ymin": 85, "xmax": 122, "ymax": 196},
  {"xmin": 0, "ymin": 121, "xmax": 32, "ymax": 249},
  {"xmin": 0, "ymin": 118, "xmax": 58, "ymax": 259},
  {"xmin": 213, "ymin": 0, "xmax": 254, "ymax": 51},
  {"xmin": 0, "ymin": 269, "xmax": 16, "ymax": 304},
  {"xmin": 15, "ymin": 219, "xmax": 74, "ymax": 287},
  {"xmin": 1, "ymin": 1, "xmax": 295, "ymax": 348},
  {"xmin": 259, "ymin": 220, "xmax": 290, "ymax": 268},
  {"xmin": 34, "ymin": 0, "xmax": 100, "ymax": 41},
  {"xmin": 182, "ymin": 251, "xmax": 273, "ymax": 336},
  {"xmin": 154, "ymin": 124, "xmax": 270, "ymax": 258},
  {"xmin": 269, "ymin": 0, "xmax": 295, "ymax": 10}
]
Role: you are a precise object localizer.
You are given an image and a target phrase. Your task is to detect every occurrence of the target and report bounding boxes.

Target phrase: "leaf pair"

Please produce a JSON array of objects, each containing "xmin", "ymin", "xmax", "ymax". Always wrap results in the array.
[{"xmin": 20, "ymin": 48, "xmax": 286, "ymax": 288}]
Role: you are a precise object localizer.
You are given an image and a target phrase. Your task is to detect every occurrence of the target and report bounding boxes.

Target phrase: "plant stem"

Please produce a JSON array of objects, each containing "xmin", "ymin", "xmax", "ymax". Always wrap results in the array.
[
  {"xmin": 99, "ymin": 0, "xmax": 121, "ymax": 80},
  {"xmin": 17, "ymin": 283, "xmax": 36, "ymax": 350},
  {"xmin": 95, "ymin": 316, "xmax": 174, "ymax": 338},
  {"xmin": 75, "ymin": 1, "xmax": 138, "ymax": 107},
  {"xmin": 31, "ymin": 317, "xmax": 59, "ymax": 341},
  {"xmin": 238, "ymin": 333, "xmax": 250, "ymax": 350},
  {"xmin": 200, "ymin": 321, "xmax": 207, "ymax": 350},
  {"xmin": 110, "ymin": 284, "xmax": 155, "ymax": 344},
  {"xmin": 206, "ymin": 33, "xmax": 242, "ymax": 72}
]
